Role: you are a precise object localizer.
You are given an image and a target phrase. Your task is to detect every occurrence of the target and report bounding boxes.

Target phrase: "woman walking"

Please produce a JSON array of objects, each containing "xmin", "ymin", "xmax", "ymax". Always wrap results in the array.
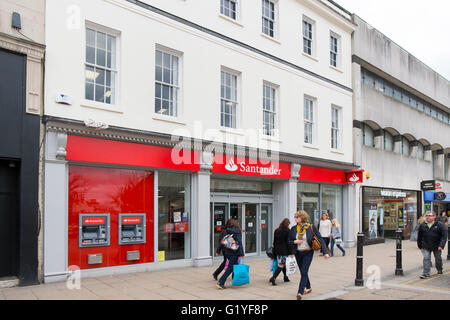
[
  {"xmin": 318, "ymin": 212, "xmax": 332, "ymax": 255},
  {"xmin": 269, "ymin": 218, "xmax": 292, "ymax": 285},
  {"xmin": 289, "ymin": 210, "xmax": 329, "ymax": 300},
  {"xmin": 216, "ymin": 219, "xmax": 244, "ymax": 289},
  {"xmin": 330, "ymin": 219, "xmax": 346, "ymax": 257},
  {"xmin": 212, "ymin": 220, "xmax": 233, "ymax": 281}
]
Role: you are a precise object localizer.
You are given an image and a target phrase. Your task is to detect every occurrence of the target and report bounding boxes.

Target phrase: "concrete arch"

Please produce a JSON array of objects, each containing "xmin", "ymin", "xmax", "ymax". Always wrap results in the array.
[
  {"xmin": 402, "ymin": 133, "xmax": 417, "ymax": 142},
  {"xmin": 383, "ymin": 127, "xmax": 400, "ymax": 137},
  {"xmin": 362, "ymin": 120, "xmax": 382, "ymax": 131},
  {"xmin": 430, "ymin": 143, "xmax": 444, "ymax": 151},
  {"xmin": 418, "ymin": 138, "xmax": 431, "ymax": 147}
]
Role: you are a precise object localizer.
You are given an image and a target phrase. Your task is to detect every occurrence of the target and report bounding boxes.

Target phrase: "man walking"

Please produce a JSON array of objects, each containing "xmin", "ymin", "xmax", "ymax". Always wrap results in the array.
[{"xmin": 417, "ymin": 211, "xmax": 448, "ymax": 279}]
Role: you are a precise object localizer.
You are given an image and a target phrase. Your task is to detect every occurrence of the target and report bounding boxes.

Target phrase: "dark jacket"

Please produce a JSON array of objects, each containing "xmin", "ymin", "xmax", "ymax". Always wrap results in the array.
[
  {"xmin": 288, "ymin": 224, "xmax": 328, "ymax": 255},
  {"xmin": 217, "ymin": 227, "xmax": 245, "ymax": 257},
  {"xmin": 273, "ymin": 228, "xmax": 291, "ymax": 256},
  {"xmin": 417, "ymin": 221, "xmax": 448, "ymax": 250}
]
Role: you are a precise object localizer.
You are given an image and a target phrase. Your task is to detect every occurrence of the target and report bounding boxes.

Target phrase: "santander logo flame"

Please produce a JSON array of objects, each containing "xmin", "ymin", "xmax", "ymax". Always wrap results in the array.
[
  {"xmin": 349, "ymin": 173, "xmax": 360, "ymax": 183},
  {"xmin": 224, "ymin": 158, "xmax": 238, "ymax": 172}
]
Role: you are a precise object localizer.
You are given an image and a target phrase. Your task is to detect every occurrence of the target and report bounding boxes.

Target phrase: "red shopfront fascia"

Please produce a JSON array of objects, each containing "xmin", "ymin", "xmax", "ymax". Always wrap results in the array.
[
  {"xmin": 66, "ymin": 135, "xmax": 199, "ymax": 270},
  {"xmin": 298, "ymin": 166, "xmax": 364, "ymax": 185}
]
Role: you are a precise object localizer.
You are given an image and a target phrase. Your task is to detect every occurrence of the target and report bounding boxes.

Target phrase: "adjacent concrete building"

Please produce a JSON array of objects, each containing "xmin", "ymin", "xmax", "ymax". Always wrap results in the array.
[
  {"xmin": 351, "ymin": 14, "xmax": 450, "ymax": 244},
  {"xmin": 0, "ymin": 0, "xmax": 45, "ymax": 286}
]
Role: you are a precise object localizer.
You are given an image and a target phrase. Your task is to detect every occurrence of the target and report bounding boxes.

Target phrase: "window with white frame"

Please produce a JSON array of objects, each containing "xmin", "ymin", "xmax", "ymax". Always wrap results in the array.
[
  {"xmin": 331, "ymin": 106, "xmax": 341, "ymax": 150},
  {"xmin": 85, "ymin": 27, "xmax": 117, "ymax": 105},
  {"xmin": 263, "ymin": 84, "xmax": 277, "ymax": 136},
  {"xmin": 221, "ymin": 70, "xmax": 238, "ymax": 128},
  {"xmin": 155, "ymin": 49, "xmax": 180, "ymax": 117},
  {"xmin": 304, "ymin": 97, "xmax": 315, "ymax": 145},
  {"xmin": 303, "ymin": 18, "xmax": 313, "ymax": 55},
  {"xmin": 262, "ymin": 0, "xmax": 276, "ymax": 37},
  {"xmin": 221, "ymin": 0, "xmax": 238, "ymax": 20},
  {"xmin": 330, "ymin": 33, "xmax": 339, "ymax": 67}
]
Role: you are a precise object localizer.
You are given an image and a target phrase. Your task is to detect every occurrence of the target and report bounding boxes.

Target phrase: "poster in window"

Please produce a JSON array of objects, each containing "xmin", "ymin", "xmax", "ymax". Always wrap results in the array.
[{"xmin": 369, "ymin": 210, "xmax": 378, "ymax": 239}]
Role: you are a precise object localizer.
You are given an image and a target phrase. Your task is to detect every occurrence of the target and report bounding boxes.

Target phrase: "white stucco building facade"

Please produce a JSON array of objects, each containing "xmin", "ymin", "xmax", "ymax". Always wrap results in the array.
[{"xmin": 43, "ymin": 0, "xmax": 358, "ymax": 282}]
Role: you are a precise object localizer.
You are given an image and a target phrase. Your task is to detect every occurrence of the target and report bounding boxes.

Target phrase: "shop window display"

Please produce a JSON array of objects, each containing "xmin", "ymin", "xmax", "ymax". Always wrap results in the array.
[
  {"xmin": 158, "ymin": 172, "xmax": 191, "ymax": 261},
  {"xmin": 363, "ymin": 187, "xmax": 418, "ymax": 240}
]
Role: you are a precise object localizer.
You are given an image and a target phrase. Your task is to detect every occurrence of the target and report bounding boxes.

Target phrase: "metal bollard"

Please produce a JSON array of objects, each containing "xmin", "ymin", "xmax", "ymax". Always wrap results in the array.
[
  {"xmin": 395, "ymin": 228, "xmax": 404, "ymax": 276},
  {"xmin": 447, "ymin": 226, "xmax": 450, "ymax": 261},
  {"xmin": 355, "ymin": 233, "xmax": 364, "ymax": 286}
]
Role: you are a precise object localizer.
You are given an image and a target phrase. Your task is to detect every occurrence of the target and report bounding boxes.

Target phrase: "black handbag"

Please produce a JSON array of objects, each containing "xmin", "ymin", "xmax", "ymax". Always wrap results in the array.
[{"xmin": 266, "ymin": 246, "xmax": 275, "ymax": 259}]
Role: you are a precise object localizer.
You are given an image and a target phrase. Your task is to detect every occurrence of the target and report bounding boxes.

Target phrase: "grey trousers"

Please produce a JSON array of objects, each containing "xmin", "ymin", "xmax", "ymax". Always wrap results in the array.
[{"xmin": 421, "ymin": 248, "xmax": 443, "ymax": 276}]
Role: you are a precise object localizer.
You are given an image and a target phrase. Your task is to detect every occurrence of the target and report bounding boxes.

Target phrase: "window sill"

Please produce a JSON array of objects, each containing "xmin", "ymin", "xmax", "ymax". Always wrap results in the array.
[
  {"xmin": 153, "ymin": 114, "xmax": 187, "ymax": 125},
  {"xmin": 262, "ymin": 135, "xmax": 282, "ymax": 143},
  {"xmin": 260, "ymin": 33, "xmax": 281, "ymax": 45},
  {"xmin": 330, "ymin": 149, "xmax": 345, "ymax": 155},
  {"xmin": 219, "ymin": 127, "xmax": 245, "ymax": 136},
  {"xmin": 302, "ymin": 52, "xmax": 319, "ymax": 62},
  {"xmin": 81, "ymin": 100, "xmax": 124, "ymax": 114},
  {"xmin": 218, "ymin": 14, "xmax": 243, "ymax": 27},
  {"xmin": 329, "ymin": 65, "xmax": 343, "ymax": 73},
  {"xmin": 303, "ymin": 143, "xmax": 319, "ymax": 150}
]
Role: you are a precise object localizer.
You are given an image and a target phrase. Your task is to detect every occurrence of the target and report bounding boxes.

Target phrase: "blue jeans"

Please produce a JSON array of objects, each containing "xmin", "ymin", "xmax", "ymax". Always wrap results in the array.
[
  {"xmin": 422, "ymin": 248, "xmax": 443, "ymax": 276},
  {"xmin": 330, "ymin": 237, "xmax": 346, "ymax": 256},
  {"xmin": 218, "ymin": 255, "xmax": 240, "ymax": 286},
  {"xmin": 294, "ymin": 250, "xmax": 314, "ymax": 294}
]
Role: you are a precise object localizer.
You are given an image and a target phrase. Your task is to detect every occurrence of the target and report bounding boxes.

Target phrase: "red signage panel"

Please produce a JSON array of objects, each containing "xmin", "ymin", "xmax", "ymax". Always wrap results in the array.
[
  {"xmin": 212, "ymin": 154, "xmax": 291, "ymax": 179},
  {"xmin": 122, "ymin": 217, "xmax": 142, "ymax": 224},
  {"xmin": 66, "ymin": 135, "xmax": 200, "ymax": 171},
  {"xmin": 345, "ymin": 170, "xmax": 364, "ymax": 184},
  {"xmin": 82, "ymin": 218, "xmax": 105, "ymax": 225},
  {"xmin": 298, "ymin": 165, "xmax": 346, "ymax": 184}
]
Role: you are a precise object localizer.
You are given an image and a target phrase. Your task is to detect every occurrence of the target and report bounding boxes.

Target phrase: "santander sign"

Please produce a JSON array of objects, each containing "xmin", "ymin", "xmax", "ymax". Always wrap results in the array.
[{"xmin": 214, "ymin": 155, "xmax": 288, "ymax": 178}]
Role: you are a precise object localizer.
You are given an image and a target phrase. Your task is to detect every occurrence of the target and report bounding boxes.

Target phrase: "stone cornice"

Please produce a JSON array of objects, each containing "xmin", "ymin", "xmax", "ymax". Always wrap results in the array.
[{"xmin": 0, "ymin": 32, "xmax": 45, "ymax": 59}]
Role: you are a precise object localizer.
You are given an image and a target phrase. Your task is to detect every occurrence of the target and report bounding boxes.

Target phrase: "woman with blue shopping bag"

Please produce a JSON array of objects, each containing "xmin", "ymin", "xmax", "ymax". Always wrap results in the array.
[
  {"xmin": 269, "ymin": 218, "xmax": 292, "ymax": 285},
  {"xmin": 216, "ymin": 219, "xmax": 245, "ymax": 289}
]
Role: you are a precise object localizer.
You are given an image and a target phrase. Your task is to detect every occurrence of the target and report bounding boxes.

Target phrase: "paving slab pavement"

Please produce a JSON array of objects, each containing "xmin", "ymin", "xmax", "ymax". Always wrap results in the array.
[{"xmin": 0, "ymin": 239, "xmax": 448, "ymax": 300}]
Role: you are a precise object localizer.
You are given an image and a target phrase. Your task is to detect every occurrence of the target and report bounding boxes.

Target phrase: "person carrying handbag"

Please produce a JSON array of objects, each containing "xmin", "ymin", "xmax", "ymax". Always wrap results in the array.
[
  {"xmin": 330, "ymin": 219, "xmax": 346, "ymax": 257},
  {"xmin": 269, "ymin": 218, "xmax": 292, "ymax": 286},
  {"xmin": 288, "ymin": 210, "xmax": 329, "ymax": 300}
]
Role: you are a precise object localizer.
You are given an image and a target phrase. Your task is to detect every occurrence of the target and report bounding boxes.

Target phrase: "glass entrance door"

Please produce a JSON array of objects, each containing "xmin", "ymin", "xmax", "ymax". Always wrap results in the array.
[
  {"xmin": 212, "ymin": 203, "xmax": 227, "ymax": 256},
  {"xmin": 211, "ymin": 200, "xmax": 272, "ymax": 257},
  {"xmin": 244, "ymin": 204, "xmax": 257, "ymax": 254},
  {"xmin": 260, "ymin": 204, "xmax": 271, "ymax": 253}
]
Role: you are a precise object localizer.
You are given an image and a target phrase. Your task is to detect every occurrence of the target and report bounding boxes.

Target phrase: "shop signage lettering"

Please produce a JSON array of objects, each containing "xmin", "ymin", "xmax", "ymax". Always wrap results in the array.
[
  {"xmin": 122, "ymin": 217, "xmax": 141, "ymax": 224},
  {"xmin": 420, "ymin": 180, "xmax": 436, "ymax": 191},
  {"xmin": 434, "ymin": 192, "xmax": 447, "ymax": 201},
  {"xmin": 83, "ymin": 218, "xmax": 105, "ymax": 225},
  {"xmin": 380, "ymin": 190, "xmax": 406, "ymax": 198},
  {"xmin": 213, "ymin": 155, "xmax": 291, "ymax": 179}
]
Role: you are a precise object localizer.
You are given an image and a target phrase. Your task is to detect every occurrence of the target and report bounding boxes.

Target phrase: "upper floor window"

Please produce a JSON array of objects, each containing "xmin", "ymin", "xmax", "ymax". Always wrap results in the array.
[
  {"xmin": 221, "ymin": 70, "xmax": 238, "ymax": 128},
  {"xmin": 417, "ymin": 142, "xmax": 424, "ymax": 160},
  {"xmin": 331, "ymin": 106, "xmax": 341, "ymax": 150},
  {"xmin": 304, "ymin": 97, "xmax": 315, "ymax": 145},
  {"xmin": 221, "ymin": 0, "xmax": 238, "ymax": 20},
  {"xmin": 302, "ymin": 18, "xmax": 313, "ymax": 55},
  {"xmin": 262, "ymin": 0, "xmax": 276, "ymax": 37},
  {"xmin": 263, "ymin": 84, "xmax": 277, "ymax": 136},
  {"xmin": 362, "ymin": 124, "xmax": 374, "ymax": 147},
  {"xmin": 330, "ymin": 33, "xmax": 339, "ymax": 67},
  {"xmin": 384, "ymin": 131, "xmax": 394, "ymax": 152},
  {"xmin": 401, "ymin": 137, "xmax": 410, "ymax": 156},
  {"xmin": 85, "ymin": 27, "xmax": 117, "ymax": 105},
  {"xmin": 155, "ymin": 49, "xmax": 180, "ymax": 117}
]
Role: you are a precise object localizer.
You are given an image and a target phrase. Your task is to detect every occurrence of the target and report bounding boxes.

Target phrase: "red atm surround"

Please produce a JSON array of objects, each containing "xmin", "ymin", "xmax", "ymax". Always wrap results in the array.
[{"xmin": 68, "ymin": 165, "xmax": 154, "ymax": 269}]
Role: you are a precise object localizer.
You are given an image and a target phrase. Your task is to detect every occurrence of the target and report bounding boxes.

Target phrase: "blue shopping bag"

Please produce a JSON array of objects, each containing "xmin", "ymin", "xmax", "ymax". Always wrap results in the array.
[
  {"xmin": 272, "ymin": 258, "xmax": 278, "ymax": 275},
  {"xmin": 232, "ymin": 258, "xmax": 250, "ymax": 286}
]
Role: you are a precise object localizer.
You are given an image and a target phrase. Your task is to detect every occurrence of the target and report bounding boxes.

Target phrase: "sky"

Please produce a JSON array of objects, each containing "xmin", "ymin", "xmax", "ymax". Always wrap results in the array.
[{"xmin": 333, "ymin": 0, "xmax": 450, "ymax": 81}]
